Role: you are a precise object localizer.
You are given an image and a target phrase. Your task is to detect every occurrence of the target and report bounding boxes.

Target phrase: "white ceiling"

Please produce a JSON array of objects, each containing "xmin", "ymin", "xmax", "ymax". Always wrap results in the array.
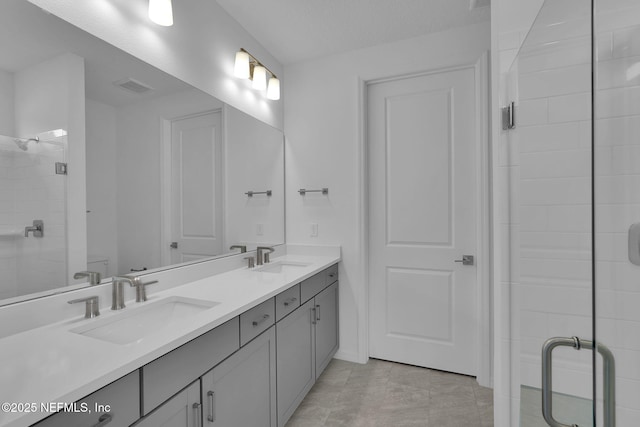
[
  {"xmin": 0, "ymin": 0, "xmax": 192, "ymax": 108},
  {"xmin": 216, "ymin": 0, "xmax": 491, "ymax": 65}
]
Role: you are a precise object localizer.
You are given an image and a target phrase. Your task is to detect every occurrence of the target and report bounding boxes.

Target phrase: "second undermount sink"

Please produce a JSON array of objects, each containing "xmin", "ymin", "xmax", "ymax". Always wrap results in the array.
[
  {"xmin": 254, "ymin": 261, "xmax": 312, "ymax": 273},
  {"xmin": 70, "ymin": 296, "xmax": 219, "ymax": 345}
]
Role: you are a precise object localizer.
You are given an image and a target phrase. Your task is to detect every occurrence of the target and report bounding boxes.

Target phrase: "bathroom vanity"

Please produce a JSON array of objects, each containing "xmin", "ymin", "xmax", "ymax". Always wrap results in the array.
[{"xmin": 0, "ymin": 248, "xmax": 339, "ymax": 427}]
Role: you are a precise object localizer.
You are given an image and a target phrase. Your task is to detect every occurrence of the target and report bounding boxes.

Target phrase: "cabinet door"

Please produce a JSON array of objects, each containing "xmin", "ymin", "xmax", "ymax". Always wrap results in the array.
[
  {"xmin": 276, "ymin": 299, "xmax": 316, "ymax": 427},
  {"xmin": 201, "ymin": 326, "xmax": 276, "ymax": 427},
  {"xmin": 314, "ymin": 281, "xmax": 339, "ymax": 377},
  {"xmin": 135, "ymin": 381, "xmax": 200, "ymax": 427}
]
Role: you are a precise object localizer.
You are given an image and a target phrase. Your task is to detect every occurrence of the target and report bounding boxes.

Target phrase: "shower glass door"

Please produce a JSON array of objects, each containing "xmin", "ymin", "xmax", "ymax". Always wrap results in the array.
[
  {"xmin": 506, "ymin": 0, "xmax": 640, "ymax": 425},
  {"xmin": 0, "ymin": 133, "xmax": 68, "ymax": 301},
  {"xmin": 506, "ymin": 0, "xmax": 595, "ymax": 425}
]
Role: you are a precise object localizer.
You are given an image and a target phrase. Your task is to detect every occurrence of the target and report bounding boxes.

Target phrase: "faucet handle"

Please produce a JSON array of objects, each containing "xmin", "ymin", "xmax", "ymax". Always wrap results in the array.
[
  {"xmin": 68, "ymin": 296, "xmax": 100, "ymax": 318},
  {"xmin": 256, "ymin": 246, "xmax": 275, "ymax": 264},
  {"xmin": 244, "ymin": 256, "xmax": 255, "ymax": 268},
  {"xmin": 129, "ymin": 277, "xmax": 159, "ymax": 302}
]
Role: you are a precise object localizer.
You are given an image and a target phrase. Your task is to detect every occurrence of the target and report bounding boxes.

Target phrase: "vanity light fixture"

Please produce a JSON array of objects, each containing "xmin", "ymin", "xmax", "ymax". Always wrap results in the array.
[
  {"xmin": 233, "ymin": 48, "xmax": 280, "ymax": 101},
  {"xmin": 149, "ymin": 0, "xmax": 173, "ymax": 26}
]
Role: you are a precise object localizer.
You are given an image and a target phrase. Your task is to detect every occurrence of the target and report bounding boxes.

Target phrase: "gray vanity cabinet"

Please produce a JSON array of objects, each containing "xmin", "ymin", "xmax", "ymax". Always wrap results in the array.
[
  {"xmin": 314, "ymin": 281, "xmax": 339, "ymax": 376},
  {"xmin": 34, "ymin": 371, "xmax": 140, "ymax": 427},
  {"xmin": 277, "ymin": 265, "xmax": 339, "ymax": 427},
  {"xmin": 276, "ymin": 299, "xmax": 316, "ymax": 426},
  {"xmin": 201, "ymin": 326, "xmax": 277, "ymax": 427},
  {"xmin": 134, "ymin": 380, "xmax": 201, "ymax": 427}
]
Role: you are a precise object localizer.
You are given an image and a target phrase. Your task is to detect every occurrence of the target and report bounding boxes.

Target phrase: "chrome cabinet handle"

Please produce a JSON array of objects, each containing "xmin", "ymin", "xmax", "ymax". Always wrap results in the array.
[
  {"xmin": 252, "ymin": 314, "xmax": 270, "ymax": 327},
  {"xmin": 207, "ymin": 391, "xmax": 215, "ymax": 422},
  {"xmin": 542, "ymin": 337, "xmax": 616, "ymax": 427},
  {"xmin": 92, "ymin": 413, "xmax": 112, "ymax": 427},
  {"xmin": 283, "ymin": 297, "xmax": 297, "ymax": 306},
  {"xmin": 192, "ymin": 402, "xmax": 201, "ymax": 427},
  {"xmin": 316, "ymin": 304, "xmax": 321, "ymax": 321},
  {"xmin": 311, "ymin": 307, "xmax": 317, "ymax": 325}
]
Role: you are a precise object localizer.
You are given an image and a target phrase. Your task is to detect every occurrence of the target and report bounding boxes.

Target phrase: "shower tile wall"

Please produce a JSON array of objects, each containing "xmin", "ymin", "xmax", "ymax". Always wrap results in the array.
[
  {"xmin": 0, "ymin": 140, "xmax": 67, "ymax": 300},
  {"xmin": 595, "ymin": 0, "xmax": 640, "ymax": 423}
]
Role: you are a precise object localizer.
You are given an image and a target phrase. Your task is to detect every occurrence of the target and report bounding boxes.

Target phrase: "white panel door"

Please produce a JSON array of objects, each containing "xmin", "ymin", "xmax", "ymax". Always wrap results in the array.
[
  {"xmin": 171, "ymin": 111, "xmax": 223, "ymax": 264},
  {"xmin": 368, "ymin": 68, "xmax": 478, "ymax": 375}
]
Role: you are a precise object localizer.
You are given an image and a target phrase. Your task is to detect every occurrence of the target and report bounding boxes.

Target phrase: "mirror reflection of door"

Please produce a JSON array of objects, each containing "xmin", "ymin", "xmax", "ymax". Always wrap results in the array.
[{"xmin": 170, "ymin": 110, "xmax": 223, "ymax": 264}]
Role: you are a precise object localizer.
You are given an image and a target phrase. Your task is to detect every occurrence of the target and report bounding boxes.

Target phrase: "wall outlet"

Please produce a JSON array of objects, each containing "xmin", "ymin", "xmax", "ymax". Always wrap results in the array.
[
  {"xmin": 256, "ymin": 223, "xmax": 264, "ymax": 236},
  {"xmin": 310, "ymin": 223, "xmax": 318, "ymax": 237}
]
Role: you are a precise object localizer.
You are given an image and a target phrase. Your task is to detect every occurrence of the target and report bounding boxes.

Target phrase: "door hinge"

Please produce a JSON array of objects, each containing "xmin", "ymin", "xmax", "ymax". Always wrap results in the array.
[
  {"xmin": 502, "ymin": 101, "xmax": 516, "ymax": 130},
  {"xmin": 55, "ymin": 162, "xmax": 68, "ymax": 175}
]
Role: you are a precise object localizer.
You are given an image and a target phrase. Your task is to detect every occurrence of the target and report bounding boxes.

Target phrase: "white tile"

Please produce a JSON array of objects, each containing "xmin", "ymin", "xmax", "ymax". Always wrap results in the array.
[
  {"xmin": 612, "ymin": 25, "xmax": 640, "ymax": 58},
  {"xmin": 518, "ymin": 98, "xmax": 548, "ymax": 126},
  {"xmin": 547, "ymin": 205, "xmax": 592, "ymax": 233},
  {"xmin": 597, "ymin": 55, "xmax": 640, "ymax": 90},
  {"xmin": 520, "ymin": 64, "xmax": 591, "ymax": 100},
  {"xmin": 520, "ymin": 258, "xmax": 591, "ymax": 284},
  {"xmin": 519, "ymin": 36, "xmax": 591, "ymax": 74},
  {"xmin": 520, "ymin": 177, "xmax": 590, "ymax": 205},
  {"xmin": 548, "ymin": 92, "xmax": 592, "ymax": 123},
  {"xmin": 595, "ymin": 115, "xmax": 640, "ymax": 146},
  {"xmin": 596, "ymin": 85, "xmax": 640, "ymax": 118},
  {"xmin": 521, "ymin": 149, "xmax": 590, "ymax": 179},
  {"xmin": 519, "ymin": 122, "xmax": 582, "ymax": 153}
]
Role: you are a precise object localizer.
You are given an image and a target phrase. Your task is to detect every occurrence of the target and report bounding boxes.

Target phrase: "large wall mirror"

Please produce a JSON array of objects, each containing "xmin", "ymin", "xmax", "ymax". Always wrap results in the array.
[{"xmin": 0, "ymin": 0, "xmax": 285, "ymax": 306}]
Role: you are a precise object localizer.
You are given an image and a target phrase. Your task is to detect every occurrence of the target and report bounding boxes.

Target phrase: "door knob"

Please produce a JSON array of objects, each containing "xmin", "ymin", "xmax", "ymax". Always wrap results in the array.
[
  {"xmin": 170, "ymin": 242, "xmax": 178, "ymax": 249},
  {"xmin": 454, "ymin": 255, "xmax": 474, "ymax": 265}
]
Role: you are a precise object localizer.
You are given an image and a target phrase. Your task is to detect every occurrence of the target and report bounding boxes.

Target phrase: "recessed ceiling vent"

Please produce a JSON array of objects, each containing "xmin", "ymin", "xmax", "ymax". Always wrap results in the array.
[
  {"xmin": 114, "ymin": 78, "xmax": 154, "ymax": 94},
  {"xmin": 470, "ymin": 0, "xmax": 490, "ymax": 9}
]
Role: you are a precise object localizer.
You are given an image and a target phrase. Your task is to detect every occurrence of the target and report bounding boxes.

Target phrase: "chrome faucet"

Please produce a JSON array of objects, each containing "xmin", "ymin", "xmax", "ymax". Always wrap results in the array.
[
  {"xmin": 256, "ymin": 246, "xmax": 275, "ymax": 265},
  {"xmin": 68, "ymin": 295, "xmax": 100, "ymax": 318},
  {"xmin": 129, "ymin": 276, "xmax": 159, "ymax": 302},
  {"xmin": 74, "ymin": 271, "xmax": 102, "ymax": 285},
  {"xmin": 111, "ymin": 276, "xmax": 134, "ymax": 310},
  {"xmin": 230, "ymin": 245, "xmax": 247, "ymax": 253}
]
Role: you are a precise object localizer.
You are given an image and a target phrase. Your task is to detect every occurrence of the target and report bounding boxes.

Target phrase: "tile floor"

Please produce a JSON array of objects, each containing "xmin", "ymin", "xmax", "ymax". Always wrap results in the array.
[{"xmin": 285, "ymin": 358, "xmax": 493, "ymax": 427}]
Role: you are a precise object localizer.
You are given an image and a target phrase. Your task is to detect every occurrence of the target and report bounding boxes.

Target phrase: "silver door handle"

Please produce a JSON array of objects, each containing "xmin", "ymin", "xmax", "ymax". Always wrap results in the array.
[
  {"xmin": 542, "ymin": 337, "xmax": 615, "ymax": 427},
  {"xmin": 170, "ymin": 242, "xmax": 178, "ymax": 249},
  {"xmin": 92, "ymin": 413, "xmax": 112, "ymax": 427},
  {"xmin": 454, "ymin": 255, "xmax": 474, "ymax": 265},
  {"xmin": 316, "ymin": 304, "xmax": 321, "ymax": 321}
]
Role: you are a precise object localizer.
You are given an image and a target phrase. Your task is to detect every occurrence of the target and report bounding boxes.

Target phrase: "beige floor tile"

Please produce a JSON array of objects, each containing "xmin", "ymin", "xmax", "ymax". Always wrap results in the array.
[{"xmin": 285, "ymin": 358, "xmax": 493, "ymax": 427}]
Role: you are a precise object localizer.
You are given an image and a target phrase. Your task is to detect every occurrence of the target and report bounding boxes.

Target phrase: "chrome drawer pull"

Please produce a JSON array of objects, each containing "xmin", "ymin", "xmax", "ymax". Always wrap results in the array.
[
  {"xmin": 252, "ymin": 314, "xmax": 270, "ymax": 327},
  {"xmin": 311, "ymin": 307, "xmax": 317, "ymax": 325},
  {"xmin": 92, "ymin": 413, "xmax": 112, "ymax": 427},
  {"xmin": 283, "ymin": 297, "xmax": 297, "ymax": 306},
  {"xmin": 193, "ymin": 402, "xmax": 201, "ymax": 427},
  {"xmin": 207, "ymin": 390, "xmax": 215, "ymax": 422},
  {"xmin": 316, "ymin": 304, "xmax": 321, "ymax": 321}
]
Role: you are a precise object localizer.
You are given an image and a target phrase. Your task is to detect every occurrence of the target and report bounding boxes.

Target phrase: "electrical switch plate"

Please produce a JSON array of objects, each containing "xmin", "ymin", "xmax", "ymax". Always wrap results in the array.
[
  {"xmin": 256, "ymin": 223, "xmax": 264, "ymax": 236},
  {"xmin": 629, "ymin": 223, "xmax": 640, "ymax": 265},
  {"xmin": 310, "ymin": 223, "xmax": 318, "ymax": 237}
]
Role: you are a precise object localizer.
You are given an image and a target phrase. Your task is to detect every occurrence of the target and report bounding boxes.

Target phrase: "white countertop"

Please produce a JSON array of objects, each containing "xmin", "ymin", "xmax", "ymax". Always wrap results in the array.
[{"xmin": 0, "ymin": 252, "xmax": 340, "ymax": 427}]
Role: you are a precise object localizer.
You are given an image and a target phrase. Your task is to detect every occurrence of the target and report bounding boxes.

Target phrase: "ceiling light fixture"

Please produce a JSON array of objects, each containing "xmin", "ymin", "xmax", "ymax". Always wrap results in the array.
[
  {"xmin": 149, "ymin": 0, "xmax": 173, "ymax": 26},
  {"xmin": 233, "ymin": 48, "xmax": 280, "ymax": 101}
]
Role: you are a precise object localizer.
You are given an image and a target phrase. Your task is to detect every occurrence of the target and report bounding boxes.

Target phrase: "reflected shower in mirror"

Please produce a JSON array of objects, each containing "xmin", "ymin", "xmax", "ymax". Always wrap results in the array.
[{"xmin": 0, "ymin": 0, "xmax": 284, "ymax": 306}]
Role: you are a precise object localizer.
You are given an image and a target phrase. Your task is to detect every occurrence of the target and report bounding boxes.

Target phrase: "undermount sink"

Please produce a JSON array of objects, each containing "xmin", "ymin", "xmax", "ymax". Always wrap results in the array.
[
  {"xmin": 255, "ymin": 261, "xmax": 311, "ymax": 273},
  {"xmin": 70, "ymin": 296, "xmax": 219, "ymax": 345}
]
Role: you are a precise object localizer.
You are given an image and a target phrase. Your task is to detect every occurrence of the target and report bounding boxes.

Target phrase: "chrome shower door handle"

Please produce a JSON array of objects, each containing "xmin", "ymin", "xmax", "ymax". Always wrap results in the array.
[{"xmin": 541, "ymin": 337, "xmax": 616, "ymax": 427}]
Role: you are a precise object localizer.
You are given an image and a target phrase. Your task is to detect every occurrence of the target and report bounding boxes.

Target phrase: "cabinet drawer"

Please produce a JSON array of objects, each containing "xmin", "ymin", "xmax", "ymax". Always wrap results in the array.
[
  {"xmin": 300, "ymin": 271, "xmax": 325, "ymax": 303},
  {"xmin": 35, "ymin": 371, "xmax": 140, "ymax": 427},
  {"xmin": 142, "ymin": 317, "xmax": 239, "ymax": 415},
  {"xmin": 240, "ymin": 298, "xmax": 275, "ymax": 346},
  {"xmin": 325, "ymin": 264, "xmax": 338, "ymax": 286},
  {"xmin": 275, "ymin": 284, "xmax": 300, "ymax": 321}
]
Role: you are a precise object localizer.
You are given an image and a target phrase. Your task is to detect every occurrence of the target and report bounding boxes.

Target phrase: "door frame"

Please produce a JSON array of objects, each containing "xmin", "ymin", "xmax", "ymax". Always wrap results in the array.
[
  {"xmin": 160, "ymin": 108, "xmax": 225, "ymax": 267},
  {"xmin": 358, "ymin": 52, "xmax": 491, "ymax": 386}
]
